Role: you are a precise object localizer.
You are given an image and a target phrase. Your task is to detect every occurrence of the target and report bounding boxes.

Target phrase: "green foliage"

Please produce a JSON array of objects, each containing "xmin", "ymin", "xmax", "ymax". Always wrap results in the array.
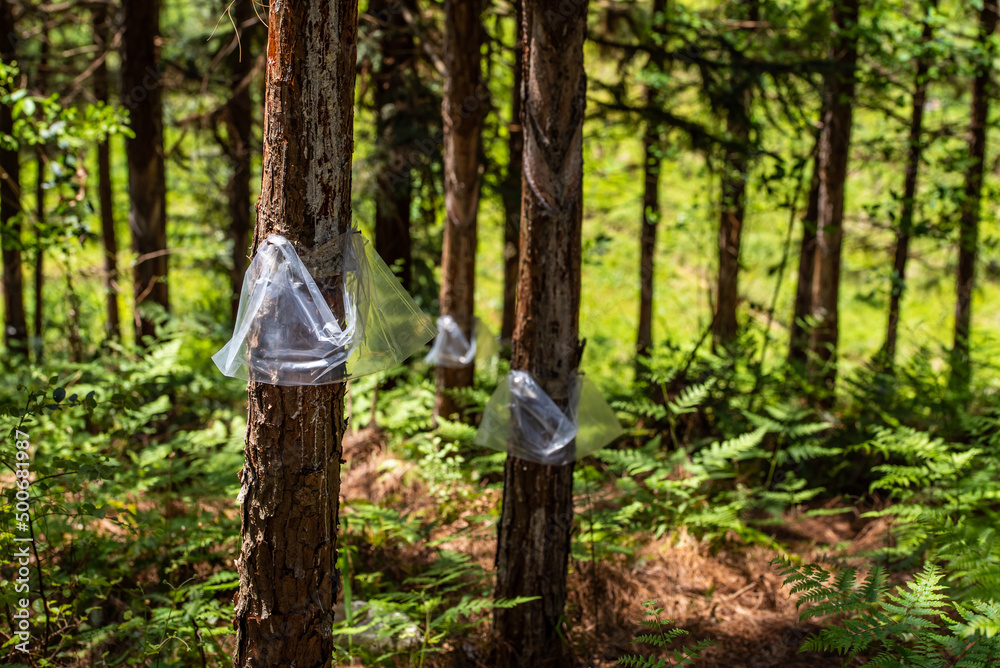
[
  {"xmin": 774, "ymin": 558, "xmax": 1000, "ymax": 666},
  {"xmin": 616, "ymin": 601, "xmax": 714, "ymax": 667}
]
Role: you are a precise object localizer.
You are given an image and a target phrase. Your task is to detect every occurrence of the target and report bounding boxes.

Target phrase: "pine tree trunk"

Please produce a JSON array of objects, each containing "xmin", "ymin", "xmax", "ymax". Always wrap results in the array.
[
  {"xmin": 714, "ymin": 116, "xmax": 749, "ymax": 346},
  {"xmin": 500, "ymin": 0, "xmax": 523, "ymax": 349},
  {"xmin": 884, "ymin": 2, "xmax": 935, "ymax": 368},
  {"xmin": 121, "ymin": 0, "xmax": 168, "ymax": 345},
  {"xmin": 435, "ymin": 0, "xmax": 483, "ymax": 421},
  {"xmin": 493, "ymin": 1, "xmax": 588, "ymax": 665},
  {"xmin": 371, "ymin": 0, "xmax": 415, "ymax": 291},
  {"xmin": 788, "ymin": 143, "xmax": 821, "ymax": 367},
  {"xmin": 807, "ymin": 0, "xmax": 859, "ymax": 396},
  {"xmin": 0, "ymin": 0, "xmax": 27, "ymax": 357},
  {"xmin": 713, "ymin": 1, "xmax": 757, "ymax": 347},
  {"xmin": 636, "ymin": 0, "xmax": 667, "ymax": 379},
  {"xmin": 232, "ymin": 2, "xmax": 359, "ymax": 666},
  {"xmin": 94, "ymin": 2, "xmax": 121, "ymax": 341},
  {"xmin": 951, "ymin": 2, "xmax": 997, "ymax": 393},
  {"xmin": 224, "ymin": 0, "xmax": 256, "ymax": 322}
]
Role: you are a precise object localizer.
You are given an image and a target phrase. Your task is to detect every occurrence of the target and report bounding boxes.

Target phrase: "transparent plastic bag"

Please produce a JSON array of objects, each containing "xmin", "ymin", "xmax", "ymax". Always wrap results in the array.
[
  {"xmin": 424, "ymin": 314, "xmax": 500, "ymax": 368},
  {"xmin": 475, "ymin": 370, "xmax": 623, "ymax": 465},
  {"xmin": 212, "ymin": 230, "xmax": 436, "ymax": 386}
]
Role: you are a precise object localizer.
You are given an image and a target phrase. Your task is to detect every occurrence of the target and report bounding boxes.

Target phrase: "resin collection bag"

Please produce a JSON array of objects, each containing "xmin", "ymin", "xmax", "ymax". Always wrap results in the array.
[
  {"xmin": 424, "ymin": 314, "xmax": 500, "ymax": 368},
  {"xmin": 475, "ymin": 370, "xmax": 622, "ymax": 466},
  {"xmin": 212, "ymin": 231, "xmax": 436, "ymax": 386}
]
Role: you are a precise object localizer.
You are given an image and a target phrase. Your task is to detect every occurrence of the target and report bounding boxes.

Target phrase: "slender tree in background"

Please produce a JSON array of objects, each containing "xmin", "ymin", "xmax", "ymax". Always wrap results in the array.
[
  {"xmin": 493, "ymin": 0, "xmax": 588, "ymax": 665},
  {"xmin": 807, "ymin": 0, "xmax": 859, "ymax": 395},
  {"xmin": 0, "ymin": 0, "xmax": 27, "ymax": 356},
  {"xmin": 951, "ymin": 1, "xmax": 997, "ymax": 393},
  {"xmin": 233, "ymin": 1, "xmax": 359, "ymax": 666},
  {"xmin": 788, "ymin": 141, "xmax": 826, "ymax": 371},
  {"xmin": 788, "ymin": 134, "xmax": 822, "ymax": 367},
  {"xmin": 33, "ymin": 32, "xmax": 48, "ymax": 361},
  {"xmin": 93, "ymin": 0, "xmax": 120, "ymax": 340},
  {"xmin": 636, "ymin": 0, "xmax": 667, "ymax": 379},
  {"xmin": 500, "ymin": 0, "xmax": 523, "ymax": 348},
  {"xmin": 435, "ymin": 0, "xmax": 483, "ymax": 420},
  {"xmin": 713, "ymin": 0, "xmax": 759, "ymax": 346},
  {"xmin": 222, "ymin": 0, "xmax": 257, "ymax": 322},
  {"xmin": 121, "ymin": 0, "xmax": 168, "ymax": 344},
  {"xmin": 371, "ymin": 0, "xmax": 416, "ymax": 291},
  {"xmin": 883, "ymin": 0, "xmax": 936, "ymax": 368}
]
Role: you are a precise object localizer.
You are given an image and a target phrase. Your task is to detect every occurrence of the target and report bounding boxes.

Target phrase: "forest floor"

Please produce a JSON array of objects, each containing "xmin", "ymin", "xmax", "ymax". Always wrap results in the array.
[{"xmin": 337, "ymin": 427, "xmax": 885, "ymax": 668}]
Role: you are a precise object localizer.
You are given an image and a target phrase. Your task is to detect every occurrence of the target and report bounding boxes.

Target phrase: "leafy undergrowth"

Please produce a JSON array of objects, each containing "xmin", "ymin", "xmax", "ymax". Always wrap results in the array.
[{"xmin": 3, "ymin": 330, "xmax": 1000, "ymax": 666}]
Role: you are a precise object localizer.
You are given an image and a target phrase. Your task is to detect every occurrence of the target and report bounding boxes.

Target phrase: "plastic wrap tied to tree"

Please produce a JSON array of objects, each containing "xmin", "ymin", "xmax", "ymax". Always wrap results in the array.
[
  {"xmin": 424, "ymin": 314, "xmax": 500, "ymax": 368},
  {"xmin": 212, "ymin": 230, "xmax": 436, "ymax": 386},
  {"xmin": 475, "ymin": 370, "xmax": 623, "ymax": 466}
]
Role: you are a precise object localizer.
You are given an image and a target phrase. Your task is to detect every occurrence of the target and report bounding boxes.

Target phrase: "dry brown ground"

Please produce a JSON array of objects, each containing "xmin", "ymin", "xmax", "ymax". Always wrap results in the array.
[{"xmin": 339, "ymin": 428, "xmax": 893, "ymax": 668}]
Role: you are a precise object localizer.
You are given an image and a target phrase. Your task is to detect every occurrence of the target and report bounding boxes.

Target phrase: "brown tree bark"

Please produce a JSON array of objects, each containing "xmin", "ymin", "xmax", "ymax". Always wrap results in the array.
[
  {"xmin": 787, "ymin": 142, "xmax": 821, "ymax": 367},
  {"xmin": 493, "ymin": 1, "xmax": 588, "ymax": 666},
  {"xmin": 884, "ymin": 1, "xmax": 936, "ymax": 368},
  {"xmin": 500, "ymin": 0, "xmax": 523, "ymax": 349},
  {"xmin": 636, "ymin": 0, "xmax": 667, "ymax": 380},
  {"xmin": 951, "ymin": 1, "xmax": 997, "ymax": 393},
  {"xmin": 435, "ymin": 0, "xmax": 483, "ymax": 421},
  {"xmin": 713, "ymin": 0, "xmax": 758, "ymax": 347},
  {"xmin": 94, "ymin": 1, "xmax": 121, "ymax": 341},
  {"xmin": 807, "ymin": 0, "xmax": 859, "ymax": 396},
  {"xmin": 232, "ymin": 2, "xmax": 359, "ymax": 667},
  {"xmin": 223, "ymin": 0, "xmax": 257, "ymax": 322},
  {"xmin": 121, "ymin": 0, "xmax": 168, "ymax": 345},
  {"xmin": 371, "ymin": 0, "xmax": 416, "ymax": 291},
  {"xmin": 0, "ymin": 0, "xmax": 27, "ymax": 357}
]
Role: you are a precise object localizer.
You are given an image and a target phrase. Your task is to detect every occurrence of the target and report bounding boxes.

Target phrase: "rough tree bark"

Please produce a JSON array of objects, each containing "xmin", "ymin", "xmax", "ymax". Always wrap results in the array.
[
  {"xmin": 951, "ymin": 1, "xmax": 997, "ymax": 393},
  {"xmin": 121, "ymin": 0, "xmax": 168, "ymax": 344},
  {"xmin": 787, "ymin": 144, "xmax": 821, "ymax": 367},
  {"xmin": 884, "ymin": 1, "xmax": 936, "ymax": 368},
  {"xmin": 636, "ymin": 0, "xmax": 667, "ymax": 380},
  {"xmin": 807, "ymin": 0, "xmax": 859, "ymax": 395},
  {"xmin": 223, "ymin": 0, "xmax": 257, "ymax": 322},
  {"xmin": 232, "ymin": 2, "xmax": 359, "ymax": 667},
  {"xmin": 371, "ymin": 0, "xmax": 416, "ymax": 291},
  {"xmin": 713, "ymin": 0, "xmax": 758, "ymax": 347},
  {"xmin": 0, "ymin": 0, "xmax": 27, "ymax": 356},
  {"xmin": 500, "ymin": 0, "xmax": 523, "ymax": 349},
  {"xmin": 493, "ymin": 1, "xmax": 588, "ymax": 666},
  {"xmin": 93, "ymin": 1, "xmax": 121, "ymax": 340},
  {"xmin": 435, "ymin": 0, "xmax": 483, "ymax": 421}
]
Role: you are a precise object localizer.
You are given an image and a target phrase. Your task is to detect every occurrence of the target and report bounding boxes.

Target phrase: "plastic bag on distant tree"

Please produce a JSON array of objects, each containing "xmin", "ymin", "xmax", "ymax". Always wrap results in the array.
[
  {"xmin": 212, "ymin": 230, "xmax": 436, "ymax": 386},
  {"xmin": 424, "ymin": 314, "xmax": 500, "ymax": 368},
  {"xmin": 475, "ymin": 370, "xmax": 622, "ymax": 465}
]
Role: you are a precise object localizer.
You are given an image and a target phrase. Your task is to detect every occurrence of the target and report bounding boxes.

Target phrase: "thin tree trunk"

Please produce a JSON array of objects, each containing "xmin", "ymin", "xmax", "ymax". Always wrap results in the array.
[
  {"xmin": 233, "ymin": 1, "xmax": 359, "ymax": 666},
  {"xmin": 33, "ymin": 36, "xmax": 48, "ymax": 362},
  {"xmin": 951, "ymin": 2, "xmax": 997, "ymax": 393},
  {"xmin": 787, "ymin": 143, "xmax": 821, "ymax": 367},
  {"xmin": 0, "ymin": 0, "xmax": 27, "ymax": 357},
  {"xmin": 500, "ymin": 0, "xmax": 523, "ymax": 348},
  {"xmin": 435, "ymin": 0, "xmax": 483, "ymax": 421},
  {"xmin": 121, "ymin": 0, "xmax": 168, "ymax": 345},
  {"xmin": 493, "ymin": 1, "xmax": 588, "ymax": 665},
  {"xmin": 94, "ymin": 2, "xmax": 121, "ymax": 341},
  {"xmin": 371, "ymin": 0, "xmax": 415, "ymax": 291},
  {"xmin": 807, "ymin": 0, "xmax": 859, "ymax": 396},
  {"xmin": 636, "ymin": 0, "xmax": 667, "ymax": 380},
  {"xmin": 224, "ymin": 0, "xmax": 256, "ymax": 322},
  {"xmin": 713, "ymin": 0, "xmax": 758, "ymax": 347},
  {"xmin": 884, "ymin": 1, "xmax": 935, "ymax": 368}
]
